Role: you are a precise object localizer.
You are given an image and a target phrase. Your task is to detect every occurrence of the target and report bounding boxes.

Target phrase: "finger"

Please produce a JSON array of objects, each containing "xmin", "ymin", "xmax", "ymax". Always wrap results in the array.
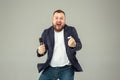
[{"xmin": 38, "ymin": 45, "xmax": 45, "ymax": 50}]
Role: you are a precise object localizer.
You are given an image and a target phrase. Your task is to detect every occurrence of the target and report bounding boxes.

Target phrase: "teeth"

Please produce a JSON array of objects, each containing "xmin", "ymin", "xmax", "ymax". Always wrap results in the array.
[
  {"xmin": 57, "ymin": 24, "xmax": 61, "ymax": 25},
  {"xmin": 57, "ymin": 23, "xmax": 61, "ymax": 24}
]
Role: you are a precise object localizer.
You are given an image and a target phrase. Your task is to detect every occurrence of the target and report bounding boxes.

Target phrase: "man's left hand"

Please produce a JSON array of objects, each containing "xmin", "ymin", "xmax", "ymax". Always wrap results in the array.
[{"xmin": 68, "ymin": 36, "xmax": 76, "ymax": 48}]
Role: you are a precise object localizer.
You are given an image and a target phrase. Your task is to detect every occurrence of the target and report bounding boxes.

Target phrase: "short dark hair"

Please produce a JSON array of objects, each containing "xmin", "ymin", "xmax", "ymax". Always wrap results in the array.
[{"xmin": 53, "ymin": 9, "xmax": 65, "ymax": 16}]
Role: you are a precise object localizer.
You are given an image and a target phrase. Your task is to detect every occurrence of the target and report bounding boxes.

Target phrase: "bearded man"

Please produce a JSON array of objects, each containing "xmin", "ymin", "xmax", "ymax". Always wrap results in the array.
[{"xmin": 37, "ymin": 10, "xmax": 83, "ymax": 80}]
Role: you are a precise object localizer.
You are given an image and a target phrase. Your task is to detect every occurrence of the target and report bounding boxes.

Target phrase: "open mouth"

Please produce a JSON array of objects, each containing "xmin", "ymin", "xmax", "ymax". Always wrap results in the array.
[{"xmin": 56, "ymin": 23, "xmax": 62, "ymax": 26}]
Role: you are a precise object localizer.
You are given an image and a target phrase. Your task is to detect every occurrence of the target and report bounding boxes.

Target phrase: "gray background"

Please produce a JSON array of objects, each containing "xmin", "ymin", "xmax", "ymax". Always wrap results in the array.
[{"xmin": 0, "ymin": 0, "xmax": 120, "ymax": 80}]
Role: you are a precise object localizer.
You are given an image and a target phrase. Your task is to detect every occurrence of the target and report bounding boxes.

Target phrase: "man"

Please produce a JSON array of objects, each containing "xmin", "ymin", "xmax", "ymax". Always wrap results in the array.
[{"xmin": 37, "ymin": 10, "xmax": 83, "ymax": 80}]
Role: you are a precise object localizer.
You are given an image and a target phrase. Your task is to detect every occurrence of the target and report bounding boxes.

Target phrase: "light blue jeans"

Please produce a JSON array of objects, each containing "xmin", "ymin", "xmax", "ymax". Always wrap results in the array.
[{"xmin": 39, "ymin": 65, "xmax": 74, "ymax": 80}]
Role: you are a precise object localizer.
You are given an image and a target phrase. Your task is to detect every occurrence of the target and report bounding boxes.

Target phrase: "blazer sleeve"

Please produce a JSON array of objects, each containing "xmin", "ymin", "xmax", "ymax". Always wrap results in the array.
[{"xmin": 69, "ymin": 27, "xmax": 82, "ymax": 52}]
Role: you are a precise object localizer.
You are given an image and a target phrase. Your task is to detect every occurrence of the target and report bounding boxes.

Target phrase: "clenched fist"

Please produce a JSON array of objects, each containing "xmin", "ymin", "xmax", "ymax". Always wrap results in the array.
[
  {"xmin": 68, "ymin": 36, "xmax": 76, "ymax": 48},
  {"xmin": 38, "ymin": 44, "xmax": 46, "ymax": 54}
]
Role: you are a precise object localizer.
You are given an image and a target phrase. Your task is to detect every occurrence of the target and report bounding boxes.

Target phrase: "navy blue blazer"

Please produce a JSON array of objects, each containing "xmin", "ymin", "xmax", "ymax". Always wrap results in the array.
[{"xmin": 37, "ymin": 24, "xmax": 83, "ymax": 73}]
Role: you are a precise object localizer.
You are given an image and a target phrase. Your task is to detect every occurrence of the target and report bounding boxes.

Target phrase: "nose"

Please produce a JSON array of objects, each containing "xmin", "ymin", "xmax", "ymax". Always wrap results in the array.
[
  {"xmin": 57, "ymin": 18, "xmax": 61, "ymax": 22},
  {"xmin": 57, "ymin": 18, "xmax": 60, "ymax": 21}
]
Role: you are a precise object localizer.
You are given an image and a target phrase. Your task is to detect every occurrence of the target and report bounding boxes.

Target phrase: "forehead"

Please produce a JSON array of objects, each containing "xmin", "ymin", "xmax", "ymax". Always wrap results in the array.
[{"xmin": 53, "ymin": 12, "xmax": 65, "ymax": 17}]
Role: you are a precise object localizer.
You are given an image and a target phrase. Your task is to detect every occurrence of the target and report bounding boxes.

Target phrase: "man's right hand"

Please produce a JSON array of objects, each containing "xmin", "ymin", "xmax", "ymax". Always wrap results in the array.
[{"xmin": 38, "ymin": 44, "xmax": 46, "ymax": 54}]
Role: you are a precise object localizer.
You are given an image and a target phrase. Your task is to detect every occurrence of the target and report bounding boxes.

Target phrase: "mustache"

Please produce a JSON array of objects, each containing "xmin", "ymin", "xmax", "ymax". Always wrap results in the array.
[{"xmin": 52, "ymin": 22, "xmax": 65, "ymax": 26}]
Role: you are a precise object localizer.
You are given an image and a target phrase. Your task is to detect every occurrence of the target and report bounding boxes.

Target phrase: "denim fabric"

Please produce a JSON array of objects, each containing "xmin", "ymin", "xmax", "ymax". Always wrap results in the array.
[{"xmin": 39, "ymin": 65, "xmax": 74, "ymax": 80}]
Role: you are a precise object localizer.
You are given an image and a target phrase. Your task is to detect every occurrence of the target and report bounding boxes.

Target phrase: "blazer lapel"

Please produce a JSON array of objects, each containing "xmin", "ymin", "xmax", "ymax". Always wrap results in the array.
[
  {"xmin": 49, "ymin": 27, "xmax": 54, "ymax": 50},
  {"xmin": 64, "ymin": 25, "xmax": 70, "ymax": 54},
  {"xmin": 64, "ymin": 25, "xmax": 70, "ymax": 46}
]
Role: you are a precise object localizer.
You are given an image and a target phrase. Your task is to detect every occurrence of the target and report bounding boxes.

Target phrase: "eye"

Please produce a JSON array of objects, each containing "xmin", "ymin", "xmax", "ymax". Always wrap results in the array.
[
  {"xmin": 60, "ymin": 17, "xmax": 63, "ymax": 20},
  {"xmin": 55, "ymin": 17, "xmax": 58, "ymax": 19}
]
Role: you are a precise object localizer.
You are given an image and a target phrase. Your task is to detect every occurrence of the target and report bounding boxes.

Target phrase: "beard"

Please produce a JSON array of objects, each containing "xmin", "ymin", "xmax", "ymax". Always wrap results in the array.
[{"xmin": 52, "ymin": 23, "xmax": 65, "ymax": 32}]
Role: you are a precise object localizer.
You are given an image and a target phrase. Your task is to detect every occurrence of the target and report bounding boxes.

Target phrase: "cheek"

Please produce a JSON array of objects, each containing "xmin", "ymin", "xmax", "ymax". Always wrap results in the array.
[
  {"xmin": 52, "ymin": 18, "xmax": 55, "ymax": 23},
  {"xmin": 52, "ymin": 20, "xmax": 56, "ymax": 24},
  {"xmin": 61, "ymin": 19, "xmax": 65, "ymax": 23},
  {"xmin": 62, "ymin": 21, "xmax": 65, "ymax": 24}
]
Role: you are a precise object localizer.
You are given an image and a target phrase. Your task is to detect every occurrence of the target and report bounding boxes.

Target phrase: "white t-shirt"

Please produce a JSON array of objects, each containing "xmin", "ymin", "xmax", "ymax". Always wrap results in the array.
[{"xmin": 50, "ymin": 29, "xmax": 70, "ymax": 67}]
